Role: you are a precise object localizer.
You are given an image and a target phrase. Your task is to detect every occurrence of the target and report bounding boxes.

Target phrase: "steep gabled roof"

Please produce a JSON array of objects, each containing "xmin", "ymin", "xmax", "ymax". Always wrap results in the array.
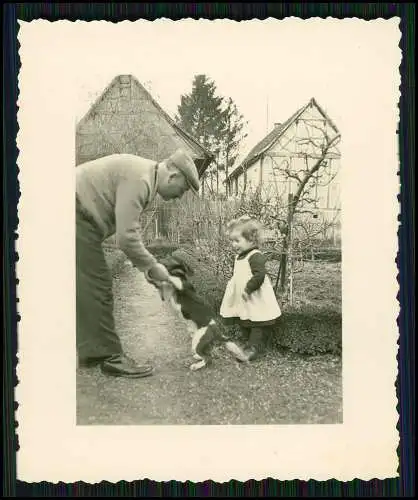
[
  {"xmin": 227, "ymin": 98, "xmax": 340, "ymax": 180},
  {"xmin": 77, "ymin": 75, "xmax": 215, "ymax": 175}
]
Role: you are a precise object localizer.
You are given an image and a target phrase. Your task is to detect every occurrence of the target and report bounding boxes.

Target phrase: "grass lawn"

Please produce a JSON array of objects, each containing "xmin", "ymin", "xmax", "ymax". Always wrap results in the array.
[{"xmin": 266, "ymin": 260, "xmax": 342, "ymax": 312}]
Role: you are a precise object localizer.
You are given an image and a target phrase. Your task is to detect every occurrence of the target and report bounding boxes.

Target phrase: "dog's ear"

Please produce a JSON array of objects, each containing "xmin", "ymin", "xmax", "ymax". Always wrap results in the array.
[
  {"xmin": 170, "ymin": 250, "xmax": 195, "ymax": 277},
  {"xmin": 173, "ymin": 257, "xmax": 194, "ymax": 277}
]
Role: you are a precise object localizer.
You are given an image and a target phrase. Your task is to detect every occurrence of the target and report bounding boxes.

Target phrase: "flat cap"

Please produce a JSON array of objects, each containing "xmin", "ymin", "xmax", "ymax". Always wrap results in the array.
[{"xmin": 168, "ymin": 149, "xmax": 200, "ymax": 194}]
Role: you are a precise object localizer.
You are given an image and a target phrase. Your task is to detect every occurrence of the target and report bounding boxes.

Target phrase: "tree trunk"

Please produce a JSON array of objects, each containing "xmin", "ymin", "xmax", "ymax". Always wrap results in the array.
[
  {"xmin": 279, "ymin": 238, "xmax": 289, "ymax": 291},
  {"xmin": 287, "ymin": 220, "xmax": 294, "ymax": 305},
  {"xmin": 279, "ymin": 193, "xmax": 295, "ymax": 292},
  {"xmin": 274, "ymin": 260, "xmax": 282, "ymax": 294},
  {"xmin": 225, "ymin": 149, "xmax": 229, "ymax": 198},
  {"xmin": 243, "ymin": 167, "xmax": 248, "ymax": 196}
]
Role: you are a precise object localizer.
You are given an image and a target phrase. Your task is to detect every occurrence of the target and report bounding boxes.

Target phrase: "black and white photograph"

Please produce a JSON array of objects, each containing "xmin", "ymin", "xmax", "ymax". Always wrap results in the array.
[
  {"xmin": 75, "ymin": 75, "xmax": 342, "ymax": 426},
  {"xmin": 16, "ymin": 17, "xmax": 400, "ymax": 482}
]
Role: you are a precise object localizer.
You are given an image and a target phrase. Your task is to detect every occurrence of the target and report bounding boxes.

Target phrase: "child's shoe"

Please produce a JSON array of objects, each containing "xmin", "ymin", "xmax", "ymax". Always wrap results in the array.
[{"xmin": 245, "ymin": 347, "xmax": 258, "ymax": 361}]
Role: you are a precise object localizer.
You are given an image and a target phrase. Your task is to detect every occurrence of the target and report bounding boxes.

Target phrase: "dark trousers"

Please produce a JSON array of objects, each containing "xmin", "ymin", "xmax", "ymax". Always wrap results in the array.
[
  {"xmin": 240, "ymin": 325, "xmax": 268, "ymax": 353},
  {"xmin": 76, "ymin": 206, "xmax": 123, "ymax": 360}
]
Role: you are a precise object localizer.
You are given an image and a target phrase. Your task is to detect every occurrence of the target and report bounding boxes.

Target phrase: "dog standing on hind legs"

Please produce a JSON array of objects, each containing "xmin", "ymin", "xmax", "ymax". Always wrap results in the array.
[{"xmin": 145, "ymin": 251, "xmax": 241, "ymax": 371}]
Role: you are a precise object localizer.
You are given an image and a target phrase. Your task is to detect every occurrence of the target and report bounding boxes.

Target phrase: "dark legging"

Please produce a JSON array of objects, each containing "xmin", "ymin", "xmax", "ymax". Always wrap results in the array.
[
  {"xmin": 240, "ymin": 325, "xmax": 268, "ymax": 353},
  {"xmin": 76, "ymin": 204, "xmax": 123, "ymax": 360}
]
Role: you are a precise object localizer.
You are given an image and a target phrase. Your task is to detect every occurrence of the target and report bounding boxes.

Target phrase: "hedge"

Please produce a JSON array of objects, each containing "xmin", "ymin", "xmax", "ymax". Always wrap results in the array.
[
  {"xmin": 270, "ymin": 307, "xmax": 342, "ymax": 355},
  {"xmin": 302, "ymin": 248, "xmax": 342, "ymax": 263}
]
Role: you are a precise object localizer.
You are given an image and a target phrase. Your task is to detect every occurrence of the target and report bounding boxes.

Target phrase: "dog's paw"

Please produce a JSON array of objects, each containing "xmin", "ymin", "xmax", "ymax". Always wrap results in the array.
[
  {"xmin": 225, "ymin": 341, "xmax": 250, "ymax": 363},
  {"xmin": 190, "ymin": 360, "xmax": 206, "ymax": 371},
  {"xmin": 192, "ymin": 353, "xmax": 203, "ymax": 360}
]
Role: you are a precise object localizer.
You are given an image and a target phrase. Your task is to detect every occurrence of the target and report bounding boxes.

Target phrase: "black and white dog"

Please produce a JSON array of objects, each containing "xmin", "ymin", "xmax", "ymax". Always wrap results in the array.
[{"xmin": 145, "ymin": 251, "xmax": 239, "ymax": 371}]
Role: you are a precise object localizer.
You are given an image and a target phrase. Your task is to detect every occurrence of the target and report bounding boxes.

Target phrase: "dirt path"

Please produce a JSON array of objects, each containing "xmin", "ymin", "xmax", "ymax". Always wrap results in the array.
[{"xmin": 77, "ymin": 261, "xmax": 343, "ymax": 425}]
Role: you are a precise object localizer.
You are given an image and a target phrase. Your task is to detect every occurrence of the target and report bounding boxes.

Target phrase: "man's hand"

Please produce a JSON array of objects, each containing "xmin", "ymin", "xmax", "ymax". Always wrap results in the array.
[{"xmin": 147, "ymin": 262, "xmax": 170, "ymax": 283}]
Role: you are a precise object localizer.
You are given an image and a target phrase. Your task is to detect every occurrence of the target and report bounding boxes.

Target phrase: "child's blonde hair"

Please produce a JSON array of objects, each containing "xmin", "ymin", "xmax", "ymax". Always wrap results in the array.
[{"xmin": 226, "ymin": 215, "xmax": 264, "ymax": 246}]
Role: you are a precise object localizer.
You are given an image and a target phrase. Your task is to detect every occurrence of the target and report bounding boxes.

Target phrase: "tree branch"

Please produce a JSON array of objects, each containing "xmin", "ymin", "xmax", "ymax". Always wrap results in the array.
[
  {"xmin": 284, "ymin": 168, "xmax": 302, "ymax": 183},
  {"xmin": 290, "ymin": 133, "xmax": 341, "ymax": 215}
]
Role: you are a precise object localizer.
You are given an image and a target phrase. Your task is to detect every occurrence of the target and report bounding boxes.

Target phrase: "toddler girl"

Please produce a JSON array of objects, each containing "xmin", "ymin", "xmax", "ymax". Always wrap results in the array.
[{"xmin": 220, "ymin": 215, "xmax": 282, "ymax": 362}]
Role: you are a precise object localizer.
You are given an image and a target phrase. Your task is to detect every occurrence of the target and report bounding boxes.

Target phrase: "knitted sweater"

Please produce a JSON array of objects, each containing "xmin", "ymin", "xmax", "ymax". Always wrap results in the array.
[
  {"xmin": 236, "ymin": 247, "xmax": 267, "ymax": 295},
  {"xmin": 76, "ymin": 154, "xmax": 159, "ymax": 271}
]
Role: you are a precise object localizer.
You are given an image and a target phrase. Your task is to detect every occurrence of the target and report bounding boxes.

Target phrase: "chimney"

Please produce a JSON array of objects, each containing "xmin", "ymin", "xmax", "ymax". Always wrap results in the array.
[
  {"xmin": 274, "ymin": 122, "xmax": 282, "ymax": 129},
  {"xmin": 119, "ymin": 75, "xmax": 132, "ymax": 85}
]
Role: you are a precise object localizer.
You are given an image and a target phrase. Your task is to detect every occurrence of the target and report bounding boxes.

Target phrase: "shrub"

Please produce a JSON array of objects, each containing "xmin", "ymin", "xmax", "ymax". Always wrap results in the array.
[{"xmin": 271, "ymin": 306, "xmax": 342, "ymax": 356}]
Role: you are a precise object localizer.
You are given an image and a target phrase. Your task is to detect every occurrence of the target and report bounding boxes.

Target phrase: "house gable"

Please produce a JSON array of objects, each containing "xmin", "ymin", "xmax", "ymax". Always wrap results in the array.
[
  {"xmin": 228, "ymin": 98, "xmax": 340, "ymax": 181},
  {"xmin": 76, "ymin": 75, "xmax": 213, "ymax": 174},
  {"xmin": 267, "ymin": 100, "xmax": 340, "ymax": 160},
  {"xmin": 227, "ymin": 98, "xmax": 341, "ymax": 213}
]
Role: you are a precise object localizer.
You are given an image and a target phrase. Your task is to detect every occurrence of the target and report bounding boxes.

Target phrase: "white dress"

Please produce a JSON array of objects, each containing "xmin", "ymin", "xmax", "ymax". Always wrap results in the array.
[{"xmin": 220, "ymin": 249, "xmax": 282, "ymax": 324}]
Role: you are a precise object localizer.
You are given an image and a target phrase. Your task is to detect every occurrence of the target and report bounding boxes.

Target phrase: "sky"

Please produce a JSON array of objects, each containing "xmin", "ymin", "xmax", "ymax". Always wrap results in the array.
[{"xmin": 72, "ymin": 18, "xmax": 400, "ymax": 164}]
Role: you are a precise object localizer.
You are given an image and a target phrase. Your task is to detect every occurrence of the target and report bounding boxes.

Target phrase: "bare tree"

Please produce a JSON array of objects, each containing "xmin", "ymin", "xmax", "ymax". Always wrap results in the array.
[{"xmin": 271, "ymin": 120, "xmax": 341, "ymax": 293}]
